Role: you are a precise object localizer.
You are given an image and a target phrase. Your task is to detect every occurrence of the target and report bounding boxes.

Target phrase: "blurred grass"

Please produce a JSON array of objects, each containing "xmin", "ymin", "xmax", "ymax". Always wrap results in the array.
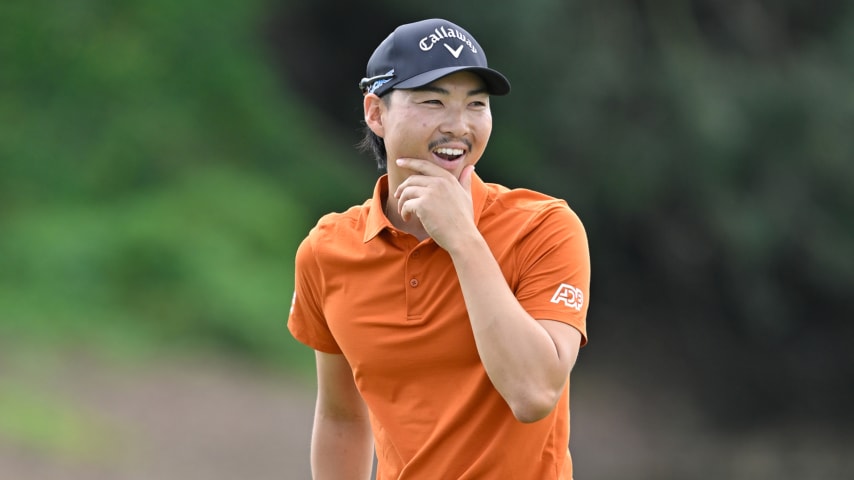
[{"xmin": 0, "ymin": 379, "xmax": 121, "ymax": 463}]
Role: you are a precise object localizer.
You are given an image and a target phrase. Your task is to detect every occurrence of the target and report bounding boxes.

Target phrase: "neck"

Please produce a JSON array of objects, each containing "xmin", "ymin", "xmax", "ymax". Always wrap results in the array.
[{"xmin": 385, "ymin": 196, "xmax": 430, "ymax": 241}]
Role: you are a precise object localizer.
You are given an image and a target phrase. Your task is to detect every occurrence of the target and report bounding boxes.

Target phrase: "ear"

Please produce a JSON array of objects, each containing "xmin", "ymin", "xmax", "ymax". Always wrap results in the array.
[{"xmin": 363, "ymin": 93, "xmax": 386, "ymax": 137}]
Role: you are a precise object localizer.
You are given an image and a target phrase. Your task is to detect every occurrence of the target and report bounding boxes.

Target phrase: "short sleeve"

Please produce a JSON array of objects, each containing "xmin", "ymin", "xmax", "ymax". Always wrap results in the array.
[
  {"xmin": 514, "ymin": 203, "xmax": 591, "ymax": 345},
  {"xmin": 287, "ymin": 232, "xmax": 343, "ymax": 354}
]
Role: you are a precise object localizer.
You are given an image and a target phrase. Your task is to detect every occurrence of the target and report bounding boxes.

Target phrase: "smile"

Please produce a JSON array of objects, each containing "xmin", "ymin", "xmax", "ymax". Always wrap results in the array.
[{"xmin": 433, "ymin": 147, "xmax": 465, "ymax": 161}]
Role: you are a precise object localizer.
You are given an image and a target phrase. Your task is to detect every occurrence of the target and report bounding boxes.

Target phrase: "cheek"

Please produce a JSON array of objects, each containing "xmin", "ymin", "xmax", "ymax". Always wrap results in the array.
[
  {"xmin": 475, "ymin": 120, "xmax": 492, "ymax": 149},
  {"xmin": 390, "ymin": 111, "xmax": 428, "ymax": 136},
  {"xmin": 480, "ymin": 124, "xmax": 492, "ymax": 143},
  {"xmin": 384, "ymin": 123, "xmax": 428, "ymax": 158}
]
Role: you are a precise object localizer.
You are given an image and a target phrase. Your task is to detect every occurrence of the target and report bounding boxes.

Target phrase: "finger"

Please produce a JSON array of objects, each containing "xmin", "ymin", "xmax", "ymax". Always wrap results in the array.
[
  {"xmin": 395, "ymin": 158, "xmax": 448, "ymax": 177},
  {"xmin": 396, "ymin": 184, "xmax": 428, "ymax": 208},
  {"xmin": 399, "ymin": 200, "xmax": 411, "ymax": 222},
  {"xmin": 394, "ymin": 177, "xmax": 421, "ymax": 199},
  {"xmin": 394, "ymin": 173, "xmax": 441, "ymax": 199},
  {"xmin": 458, "ymin": 164, "xmax": 475, "ymax": 194},
  {"xmin": 398, "ymin": 196, "xmax": 422, "ymax": 222}
]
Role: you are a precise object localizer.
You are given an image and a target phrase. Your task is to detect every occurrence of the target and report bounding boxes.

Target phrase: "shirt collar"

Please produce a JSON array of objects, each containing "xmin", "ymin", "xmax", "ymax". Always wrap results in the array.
[{"xmin": 363, "ymin": 172, "xmax": 489, "ymax": 243}]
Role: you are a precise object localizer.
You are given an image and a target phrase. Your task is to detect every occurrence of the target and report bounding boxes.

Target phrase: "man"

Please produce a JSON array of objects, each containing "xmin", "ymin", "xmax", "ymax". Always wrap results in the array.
[{"xmin": 288, "ymin": 18, "xmax": 590, "ymax": 479}]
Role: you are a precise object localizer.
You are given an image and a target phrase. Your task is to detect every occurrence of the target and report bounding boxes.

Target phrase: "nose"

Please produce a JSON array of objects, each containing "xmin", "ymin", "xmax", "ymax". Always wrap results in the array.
[{"xmin": 439, "ymin": 106, "xmax": 470, "ymax": 138}]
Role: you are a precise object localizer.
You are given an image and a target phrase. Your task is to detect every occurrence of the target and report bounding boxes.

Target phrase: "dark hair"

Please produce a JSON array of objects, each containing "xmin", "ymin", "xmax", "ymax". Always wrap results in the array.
[
  {"xmin": 357, "ymin": 94, "xmax": 391, "ymax": 170},
  {"xmin": 357, "ymin": 126, "xmax": 387, "ymax": 170}
]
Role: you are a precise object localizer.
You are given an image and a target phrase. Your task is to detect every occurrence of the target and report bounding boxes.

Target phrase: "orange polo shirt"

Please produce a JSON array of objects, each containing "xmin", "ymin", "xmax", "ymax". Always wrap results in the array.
[{"xmin": 289, "ymin": 173, "xmax": 590, "ymax": 479}]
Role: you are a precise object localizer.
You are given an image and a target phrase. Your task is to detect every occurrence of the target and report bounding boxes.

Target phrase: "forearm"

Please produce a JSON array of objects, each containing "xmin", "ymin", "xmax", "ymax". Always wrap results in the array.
[
  {"xmin": 448, "ymin": 233, "xmax": 571, "ymax": 422},
  {"xmin": 311, "ymin": 411, "xmax": 374, "ymax": 479}
]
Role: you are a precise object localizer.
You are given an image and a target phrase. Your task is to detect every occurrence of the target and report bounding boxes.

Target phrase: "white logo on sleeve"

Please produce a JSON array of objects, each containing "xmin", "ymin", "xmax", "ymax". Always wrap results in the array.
[
  {"xmin": 550, "ymin": 283, "xmax": 584, "ymax": 311},
  {"xmin": 289, "ymin": 291, "xmax": 297, "ymax": 316}
]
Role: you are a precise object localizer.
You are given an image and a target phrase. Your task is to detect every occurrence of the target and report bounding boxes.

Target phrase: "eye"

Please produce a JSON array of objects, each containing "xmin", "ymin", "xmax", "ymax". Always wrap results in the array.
[{"xmin": 422, "ymin": 99, "xmax": 443, "ymax": 105}]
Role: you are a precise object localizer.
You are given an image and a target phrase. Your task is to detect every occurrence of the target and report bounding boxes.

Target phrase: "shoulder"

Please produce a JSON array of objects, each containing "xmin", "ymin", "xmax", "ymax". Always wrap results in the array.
[
  {"xmin": 296, "ymin": 200, "xmax": 372, "ymax": 260},
  {"xmin": 307, "ymin": 200, "xmax": 370, "ymax": 241},
  {"xmin": 484, "ymin": 182, "xmax": 585, "ymax": 231}
]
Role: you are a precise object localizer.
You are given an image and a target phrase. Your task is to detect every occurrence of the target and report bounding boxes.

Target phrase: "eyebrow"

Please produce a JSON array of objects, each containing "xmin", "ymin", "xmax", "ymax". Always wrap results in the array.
[{"xmin": 411, "ymin": 85, "xmax": 490, "ymax": 96}]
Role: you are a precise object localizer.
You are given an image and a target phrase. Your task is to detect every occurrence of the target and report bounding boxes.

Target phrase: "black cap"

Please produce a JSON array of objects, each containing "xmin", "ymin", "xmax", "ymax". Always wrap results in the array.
[{"xmin": 359, "ymin": 19, "xmax": 511, "ymax": 97}]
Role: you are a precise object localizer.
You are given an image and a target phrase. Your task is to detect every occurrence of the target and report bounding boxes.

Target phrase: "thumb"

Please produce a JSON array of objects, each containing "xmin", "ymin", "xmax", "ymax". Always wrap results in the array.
[{"xmin": 458, "ymin": 164, "xmax": 475, "ymax": 193}]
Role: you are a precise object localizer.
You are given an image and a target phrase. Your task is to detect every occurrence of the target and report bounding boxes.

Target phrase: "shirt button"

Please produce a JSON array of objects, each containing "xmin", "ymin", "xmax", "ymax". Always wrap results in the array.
[{"xmin": 409, "ymin": 278, "xmax": 419, "ymax": 287}]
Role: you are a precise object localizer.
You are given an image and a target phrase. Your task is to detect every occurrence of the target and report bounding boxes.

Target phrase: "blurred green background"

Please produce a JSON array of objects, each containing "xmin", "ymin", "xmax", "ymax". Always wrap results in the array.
[{"xmin": 2, "ymin": 0, "xmax": 853, "ymax": 478}]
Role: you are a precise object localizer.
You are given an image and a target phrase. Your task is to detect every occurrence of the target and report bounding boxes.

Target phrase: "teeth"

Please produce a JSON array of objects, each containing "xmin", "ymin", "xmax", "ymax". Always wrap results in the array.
[{"xmin": 434, "ymin": 147, "xmax": 464, "ymax": 156}]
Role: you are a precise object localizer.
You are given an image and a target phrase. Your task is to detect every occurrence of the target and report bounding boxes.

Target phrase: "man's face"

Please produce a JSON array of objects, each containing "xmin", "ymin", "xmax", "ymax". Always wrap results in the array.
[{"xmin": 381, "ymin": 71, "xmax": 493, "ymax": 184}]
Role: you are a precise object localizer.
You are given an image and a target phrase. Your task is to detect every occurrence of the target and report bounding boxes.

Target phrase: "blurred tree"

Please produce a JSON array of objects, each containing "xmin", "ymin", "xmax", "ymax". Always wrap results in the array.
[{"xmin": 0, "ymin": 0, "xmax": 372, "ymax": 369}]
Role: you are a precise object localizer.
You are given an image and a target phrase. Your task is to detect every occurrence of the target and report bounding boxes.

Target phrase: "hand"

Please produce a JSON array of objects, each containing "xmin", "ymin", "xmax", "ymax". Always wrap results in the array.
[{"xmin": 393, "ymin": 158, "xmax": 477, "ymax": 251}]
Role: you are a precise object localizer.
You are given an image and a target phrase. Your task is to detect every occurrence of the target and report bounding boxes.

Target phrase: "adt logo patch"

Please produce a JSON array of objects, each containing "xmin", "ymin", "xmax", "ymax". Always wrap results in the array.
[{"xmin": 550, "ymin": 283, "xmax": 584, "ymax": 311}]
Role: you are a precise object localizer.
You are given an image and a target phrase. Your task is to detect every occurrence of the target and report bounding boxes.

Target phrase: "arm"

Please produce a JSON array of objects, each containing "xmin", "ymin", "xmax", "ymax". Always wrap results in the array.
[
  {"xmin": 311, "ymin": 351, "xmax": 374, "ymax": 479},
  {"xmin": 395, "ymin": 159, "xmax": 583, "ymax": 423},
  {"xmin": 449, "ymin": 232, "xmax": 582, "ymax": 423}
]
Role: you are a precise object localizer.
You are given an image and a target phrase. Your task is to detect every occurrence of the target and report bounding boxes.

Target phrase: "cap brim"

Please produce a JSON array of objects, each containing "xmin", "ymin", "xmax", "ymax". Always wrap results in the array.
[{"xmin": 394, "ymin": 66, "xmax": 511, "ymax": 96}]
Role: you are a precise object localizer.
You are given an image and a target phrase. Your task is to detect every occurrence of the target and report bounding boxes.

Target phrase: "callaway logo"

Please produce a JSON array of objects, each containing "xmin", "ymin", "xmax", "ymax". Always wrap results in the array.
[
  {"xmin": 419, "ymin": 25, "xmax": 478, "ymax": 56},
  {"xmin": 444, "ymin": 44, "xmax": 464, "ymax": 58},
  {"xmin": 550, "ymin": 283, "xmax": 584, "ymax": 311}
]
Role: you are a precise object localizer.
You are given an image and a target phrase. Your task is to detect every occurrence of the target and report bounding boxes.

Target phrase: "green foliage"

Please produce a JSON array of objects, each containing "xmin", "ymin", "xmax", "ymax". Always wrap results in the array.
[
  {"xmin": 0, "ymin": 0, "xmax": 370, "ymax": 373},
  {"xmin": 0, "ymin": 0, "xmax": 368, "ymax": 203},
  {"xmin": 0, "ymin": 166, "xmax": 312, "ymax": 369}
]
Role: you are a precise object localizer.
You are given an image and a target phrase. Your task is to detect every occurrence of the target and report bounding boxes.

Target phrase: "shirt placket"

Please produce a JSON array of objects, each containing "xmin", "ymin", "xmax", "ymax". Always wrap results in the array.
[{"xmin": 405, "ymin": 242, "xmax": 428, "ymax": 323}]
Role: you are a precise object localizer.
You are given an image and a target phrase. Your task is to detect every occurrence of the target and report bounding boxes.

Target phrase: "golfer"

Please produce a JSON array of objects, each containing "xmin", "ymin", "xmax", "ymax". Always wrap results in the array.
[{"xmin": 288, "ymin": 18, "xmax": 591, "ymax": 479}]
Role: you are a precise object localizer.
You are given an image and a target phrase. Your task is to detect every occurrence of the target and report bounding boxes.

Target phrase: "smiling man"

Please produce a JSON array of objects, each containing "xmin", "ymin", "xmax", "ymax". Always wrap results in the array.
[{"xmin": 288, "ymin": 18, "xmax": 591, "ymax": 479}]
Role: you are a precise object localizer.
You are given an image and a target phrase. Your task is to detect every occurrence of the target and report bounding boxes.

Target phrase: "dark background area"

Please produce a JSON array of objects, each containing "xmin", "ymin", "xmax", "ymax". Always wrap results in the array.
[
  {"xmin": 1, "ymin": 0, "xmax": 852, "ymax": 478},
  {"xmin": 267, "ymin": 0, "xmax": 854, "ymax": 429}
]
